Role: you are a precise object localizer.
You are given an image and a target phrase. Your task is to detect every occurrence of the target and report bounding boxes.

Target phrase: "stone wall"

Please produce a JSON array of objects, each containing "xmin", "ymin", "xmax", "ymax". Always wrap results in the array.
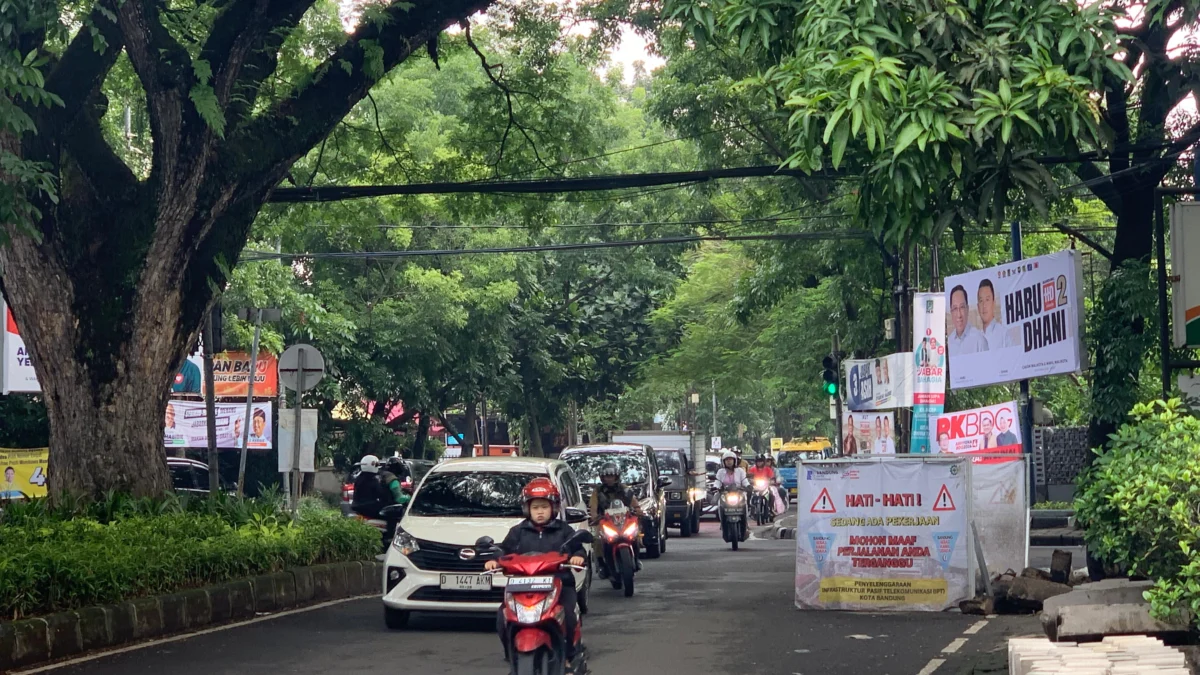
[{"xmin": 1038, "ymin": 425, "xmax": 1091, "ymax": 488}]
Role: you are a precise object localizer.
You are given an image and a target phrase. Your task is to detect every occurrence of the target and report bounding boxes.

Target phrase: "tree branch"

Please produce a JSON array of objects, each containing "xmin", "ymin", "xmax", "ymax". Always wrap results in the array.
[
  {"xmin": 1049, "ymin": 221, "xmax": 1114, "ymax": 261},
  {"xmin": 41, "ymin": 0, "xmax": 124, "ymax": 134},
  {"xmin": 1072, "ymin": 157, "xmax": 1124, "ymax": 214},
  {"xmin": 234, "ymin": 0, "xmax": 496, "ymax": 197}
]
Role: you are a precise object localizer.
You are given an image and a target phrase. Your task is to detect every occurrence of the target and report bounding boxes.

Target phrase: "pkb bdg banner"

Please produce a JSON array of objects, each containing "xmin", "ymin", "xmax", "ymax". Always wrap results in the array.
[{"xmin": 796, "ymin": 460, "xmax": 971, "ymax": 611}]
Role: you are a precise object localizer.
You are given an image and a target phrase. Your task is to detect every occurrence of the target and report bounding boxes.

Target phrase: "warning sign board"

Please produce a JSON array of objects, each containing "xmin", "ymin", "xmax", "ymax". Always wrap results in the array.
[
  {"xmin": 932, "ymin": 484, "xmax": 956, "ymax": 511},
  {"xmin": 796, "ymin": 458, "xmax": 971, "ymax": 612},
  {"xmin": 810, "ymin": 487, "xmax": 836, "ymax": 513}
]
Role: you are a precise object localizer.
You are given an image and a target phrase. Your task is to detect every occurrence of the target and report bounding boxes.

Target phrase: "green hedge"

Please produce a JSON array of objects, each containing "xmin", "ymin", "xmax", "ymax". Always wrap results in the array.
[
  {"xmin": 1075, "ymin": 399, "xmax": 1200, "ymax": 624},
  {"xmin": 0, "ymin": 493, "xmax": 378, "ymax": 620}
]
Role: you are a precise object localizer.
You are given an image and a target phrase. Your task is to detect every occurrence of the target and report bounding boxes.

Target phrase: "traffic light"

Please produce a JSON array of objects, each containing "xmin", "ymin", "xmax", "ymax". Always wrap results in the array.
[{"xmin": 821, "ymin": 355, "xmax": 838, "ymax": 396}]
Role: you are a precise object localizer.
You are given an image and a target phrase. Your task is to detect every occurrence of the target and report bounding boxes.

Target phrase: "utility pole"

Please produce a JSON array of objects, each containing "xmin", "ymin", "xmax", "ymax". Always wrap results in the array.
[
  {"xmin": 711, "ymin": 380, "xmax": 718, "ymax": 441},
  {"xmin": 203, "ymin": 308, "xmax": 219, "ymax": 495},
  {"xmin": 236, "ymin": 308, "xmax": 263, "ymax": 497},
  {"xmin": 1012, "ymin": 220, "xmax": 1036, "ymax": 502}
]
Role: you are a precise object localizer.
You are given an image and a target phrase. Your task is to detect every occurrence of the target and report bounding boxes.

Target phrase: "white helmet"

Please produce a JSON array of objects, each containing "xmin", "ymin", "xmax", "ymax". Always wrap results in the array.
[
  {"xmin": 358, "ymin": 454, "xmax": 380, "ymax": 473},
  {"xmin": 721, "ymin": 450, "xmax": 738, "ymax": 463}
]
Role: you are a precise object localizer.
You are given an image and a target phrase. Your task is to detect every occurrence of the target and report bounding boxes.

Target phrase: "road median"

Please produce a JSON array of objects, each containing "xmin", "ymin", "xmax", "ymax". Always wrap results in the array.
[{"xmin": 0, "ymin": 561, "xmax": 383, "ymax": 672}]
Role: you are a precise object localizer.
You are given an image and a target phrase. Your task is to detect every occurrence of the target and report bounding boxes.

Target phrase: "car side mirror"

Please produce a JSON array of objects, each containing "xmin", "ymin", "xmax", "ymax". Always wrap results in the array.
[
  {"xmin": 657, "ymin": 477, "xmax": 671, "ymax": 488},
  {"xmin": 379, "ymin": 504, "xmax": 406, "ymax": 518},
  {"xmin": 564, "ymin": 507, "xmax": 589, "ymax": 524}
]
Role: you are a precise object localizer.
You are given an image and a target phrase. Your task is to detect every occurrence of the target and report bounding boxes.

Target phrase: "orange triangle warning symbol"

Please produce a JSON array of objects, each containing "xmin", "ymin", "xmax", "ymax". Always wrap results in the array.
[
  {"xmin": 810, "ymin": 487, "xmax": 836, "ymax": 513},
  {"xmin": 932, "ymin": 484, "xmax": 956, "ymax": 511}
]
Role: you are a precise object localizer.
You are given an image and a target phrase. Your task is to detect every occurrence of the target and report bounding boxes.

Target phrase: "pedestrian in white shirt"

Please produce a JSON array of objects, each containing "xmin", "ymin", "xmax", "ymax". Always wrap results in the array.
[
  {"xmin": 976, "ymin": 279, "xmax": 1009, "ymax": 350},
  {"xmin": 949, "ymin": 285, "xmax": 989, "ymax": 355}
]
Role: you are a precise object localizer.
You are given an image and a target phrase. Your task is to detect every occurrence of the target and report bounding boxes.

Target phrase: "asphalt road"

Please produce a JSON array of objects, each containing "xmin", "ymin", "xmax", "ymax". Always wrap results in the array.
[{"xmin": 37, "ymin": 517, "xmax": 1040, "ymax": 675}]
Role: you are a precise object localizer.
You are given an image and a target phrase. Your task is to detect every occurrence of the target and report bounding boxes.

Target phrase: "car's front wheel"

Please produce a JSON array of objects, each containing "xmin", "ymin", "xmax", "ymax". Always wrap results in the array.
[{"xmin": 384, "ymin": 606, "xmax": 410, "ymax": 630}]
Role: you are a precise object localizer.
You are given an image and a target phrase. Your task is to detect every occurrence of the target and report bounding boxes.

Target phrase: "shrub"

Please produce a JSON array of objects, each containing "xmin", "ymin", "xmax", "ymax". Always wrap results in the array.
[
  {"xmin": 1075, "ymin": 399, "xmax": 1200, "ymax": 623},
  {"xmin": 0, "ymin": 494, "xmax": 378, "ymax": 620}
]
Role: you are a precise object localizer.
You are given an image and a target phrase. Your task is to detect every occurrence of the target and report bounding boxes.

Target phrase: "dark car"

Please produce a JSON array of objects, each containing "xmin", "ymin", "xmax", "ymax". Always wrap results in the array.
[
  {"xmin": 652, "ymin": 448, "xmax": 701, "ymax": 537},
  {"xmin": 341, "ymin": 459, "xmax": 435, "ymax": 515},
  {"xmin": 559, "ymin": 444, "xmax": 671, "ymax": 558},
  {"xmin": 168, "ymin": 457, "xmax": 233, "ymax": 496}
]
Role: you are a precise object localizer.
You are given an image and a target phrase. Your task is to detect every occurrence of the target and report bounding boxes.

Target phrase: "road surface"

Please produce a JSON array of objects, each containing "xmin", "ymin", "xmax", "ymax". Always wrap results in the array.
[{"xmin": 35, "ymin": 519, "xmax": 1039, "ymax": 675}]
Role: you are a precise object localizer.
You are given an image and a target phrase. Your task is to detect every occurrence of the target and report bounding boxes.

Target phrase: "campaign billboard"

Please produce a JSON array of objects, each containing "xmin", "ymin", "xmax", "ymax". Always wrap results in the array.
[
  {"xmin": 1, "ymin": 299, "xmax": 39, "ymax": 394},
  {"xmin": 841, "ymin": 411, "xmax": 896, "ymax": 455},
  {"xmin": 933, "ymin": 401, "xmax": 1021, "ymax": 463},
  {"xmin": 944, "ymin": 250, "xmax": 1086, "ymax": 389},
  {"xmin": 0, "ymin": 448, "xmax": 49, "ymax": 499},
  {"xmin": 795, "ymin": 458, "xmax": 972, "ymax": 611},
  {"xmin": 164, "ymin": 400, "xmax": 273, "ymax": 449},
  {"xmin": 173, "ymin": 351, "xmax": 279, "ymax": 397},
  {"xmin": 1171, "ymin": 203, "xmax": 1200, "ymax": 348},
  {"xmin": 844, "ymin": 353, "xmax": 913, "ymax": 411},
  {"xmin": 911, "ymin": 293, "xmax": 947, "ymax": 454}
]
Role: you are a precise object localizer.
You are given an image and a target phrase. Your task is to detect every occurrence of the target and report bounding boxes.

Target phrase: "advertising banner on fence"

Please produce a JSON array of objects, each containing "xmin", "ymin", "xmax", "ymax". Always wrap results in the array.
[
  {"xmin": 1171, "ymin": 203, "xmax": 1200, "ymax": 348},
  {"xmin": 796, "ymin": 458, "xmax": 971, "ymax": 611},
  {"xmin": 933, "ymin": 401, "xmax": 1021, "ymax": 462},
  {"xmin": 1, "ymin": 298, "xmax": 40, "ymax": 394},
  {"xmin": 844, "ymin": 353, "xmax": 913, "ymax": 411},
  {"xmin": 164, "ymin": 400, "xmax": 273, "ymax": 449},
  {"xmin": 172, "ymin": 351, "xmax": 279, "ymax": 397},
  {"xmin": 971, "ymin": 457, "xmax": 1028, "ymax": 574},
  {"xmin": 944, "ymin": 250, "xmax": 1086, "ymax": 389},
  {"xmin": 841, "ymin": 411, "xmax": 896, "ymax": 455},
  {"xmin": 911, "ymin": 293, "xmax": 947, "ymax": 454},
  {"xmin": 0, "ymin": 447, "xmax": 49, "ymax": 499}
]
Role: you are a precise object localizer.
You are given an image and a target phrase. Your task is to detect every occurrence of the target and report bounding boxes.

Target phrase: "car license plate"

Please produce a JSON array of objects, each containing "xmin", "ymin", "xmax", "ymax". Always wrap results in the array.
[
  {"xmin": 726, "ymin": 515, "xmax": 741, "ymax": 521},
  {"xmin": 439, "ymin": 574, "xmax": 492, "ymax": 591}
]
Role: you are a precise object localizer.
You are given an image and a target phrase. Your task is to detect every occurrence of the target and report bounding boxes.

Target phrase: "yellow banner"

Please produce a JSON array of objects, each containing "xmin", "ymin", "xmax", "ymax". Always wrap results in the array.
[
  {"xmin": 0, "ymin": 447, "xmax": 49, "ymax": 499},
  {"xmin": 818, "ymin": 577, "xmax": 948, "ymax": 605}
]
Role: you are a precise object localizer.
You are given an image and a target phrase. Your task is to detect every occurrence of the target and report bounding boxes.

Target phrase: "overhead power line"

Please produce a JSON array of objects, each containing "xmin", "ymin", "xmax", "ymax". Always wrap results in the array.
[
  {"xmin": 268, "ymin": 165, "xmax": 848, "ymax": 203},
  {"xmin": 241, "ymin": 230, "xmax": 874, "ymax": 262}
]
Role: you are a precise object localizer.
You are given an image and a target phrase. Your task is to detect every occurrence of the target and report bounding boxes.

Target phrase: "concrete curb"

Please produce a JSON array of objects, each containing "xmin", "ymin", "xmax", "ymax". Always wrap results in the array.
[{"xmin": 0, "ymin": 561, "xmax": 383, "ymax": 672}]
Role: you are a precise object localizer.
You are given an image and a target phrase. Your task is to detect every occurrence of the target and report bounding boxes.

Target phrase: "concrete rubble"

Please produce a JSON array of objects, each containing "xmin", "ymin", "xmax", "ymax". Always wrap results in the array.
[
  {"xmin": 1009, "ymin": 635, "xmax": 1190, "ymax": 674},
  {"xmin": 1040, "ymin": 579, "xmax": 1192, "ymax": 643}
]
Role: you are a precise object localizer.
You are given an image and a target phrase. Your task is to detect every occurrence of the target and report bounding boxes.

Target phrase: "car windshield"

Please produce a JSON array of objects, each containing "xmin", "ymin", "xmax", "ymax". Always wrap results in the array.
[
  {"xmin": 408, "ymin": 471, "xmax": 542, "ymax": 517},
  {"xmin": 654, "ymin": 452, "xmax": 685, "ymax": 476},
  {"xmin": 777, "ymin": 452, "xmax": 800, "ymax": 468},
  {"xmin": 563, "ymin": 453, "xmax": 648, "ymax": 486}
]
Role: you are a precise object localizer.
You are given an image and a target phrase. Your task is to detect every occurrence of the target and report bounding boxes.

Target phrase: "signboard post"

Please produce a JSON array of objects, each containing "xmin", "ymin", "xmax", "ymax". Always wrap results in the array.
[
  {"xmin": 279, "ymin": 344, "xmax": 325, "ymax": 515},
  {"xmin": 911, "ymin": 293, "xmax": 946, "ymax": 454}
]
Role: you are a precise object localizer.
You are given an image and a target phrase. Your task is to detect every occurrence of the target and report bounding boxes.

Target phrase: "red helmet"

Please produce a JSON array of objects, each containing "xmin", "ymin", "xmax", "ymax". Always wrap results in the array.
[{"xmin": 522, "ymin": 477, "xmax": 561, "ymax": 516}]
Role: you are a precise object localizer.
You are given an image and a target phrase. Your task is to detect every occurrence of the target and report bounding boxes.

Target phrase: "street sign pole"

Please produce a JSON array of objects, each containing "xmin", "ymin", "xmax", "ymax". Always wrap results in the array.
[
  {"xmin": 291, "ymin": 347, "xmax": 306, "ymax": 516},
  {"xmin": 203, "ymin": 312, "xmax": 219, "ymax": 495},
  {"xmin": 833, "ymin": 332, "xmax": 844, "ymax": 457},
  {"xmin": 237, "ymin": 308, "xmax": 263, "ymax": 498}
]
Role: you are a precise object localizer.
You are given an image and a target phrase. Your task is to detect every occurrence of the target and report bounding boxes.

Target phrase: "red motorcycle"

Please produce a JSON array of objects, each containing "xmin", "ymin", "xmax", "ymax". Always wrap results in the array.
[
  {"xmin": 478, "ymin": 530, "xmax": 592, "ymax": 675},
  {"xmin": 596, "ymin": 502, "xmax": 638, "ymax": 597}
]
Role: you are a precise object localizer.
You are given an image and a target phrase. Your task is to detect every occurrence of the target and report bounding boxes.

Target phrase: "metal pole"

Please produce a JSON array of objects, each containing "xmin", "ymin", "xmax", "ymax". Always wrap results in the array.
[
  {"xmin": 711, "ymin": 380, "xmax": 718, "ymax": 442},
  {"xmin": 1012, "ymin": 220, "xmax": 1036, "ymax": 502},
  {"xmin": 1156, "ymin": 190, "xmax": 1172, "ymax": 399},
  {"xmin": 203, "ymin": 312, "xmax": 219, "ymax": 495},
  {"xmin": 833, "ymin": 332, "xmax": 844, "ymax": 456},
  {"xmin": 237, "ymin": 308, "xmax": 263, "ymax": 497},
  {"xmin": 480, "ymin": 396, "xmax": 490, "ymax": 457},
  {"xmin": 291, "ymin": 347, "xmax": 306, "ymax": 516}
]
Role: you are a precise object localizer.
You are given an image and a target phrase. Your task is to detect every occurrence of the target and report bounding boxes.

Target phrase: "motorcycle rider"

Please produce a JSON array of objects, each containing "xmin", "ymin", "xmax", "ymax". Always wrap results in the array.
[
  {"xmin": 589, "ymin": 462, "xmax": 644, "ymax": 575},
  {"xmin": 715, "ymin": 450, "xmax": 748, "ymax": 489},
  {"xmin": 485, "ymin": 478, "xmax": 587, "ymax": 671},
  {"xmin": 747, "ymin": 453, "xmax": 780, "ymax": 519},
  {"xmin": 350, "ymin": 455, "xmax": 407, "ymax": 544}
]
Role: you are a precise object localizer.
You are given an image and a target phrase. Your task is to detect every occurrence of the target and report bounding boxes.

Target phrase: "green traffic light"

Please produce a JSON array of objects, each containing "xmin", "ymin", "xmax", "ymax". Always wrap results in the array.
[{"xmin": 823, "ymin": 381, "xmax": 838, "ymax": 396}]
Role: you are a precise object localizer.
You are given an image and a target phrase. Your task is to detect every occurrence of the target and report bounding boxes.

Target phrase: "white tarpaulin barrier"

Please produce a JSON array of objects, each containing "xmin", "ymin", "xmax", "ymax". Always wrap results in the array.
[
  {"xmin": 970, "ymin": 455, "xmax": 1028, "ymax": 576},
  {"xmin": 795, "ymin": 457, "xmax": 973, "ymax": 611}
]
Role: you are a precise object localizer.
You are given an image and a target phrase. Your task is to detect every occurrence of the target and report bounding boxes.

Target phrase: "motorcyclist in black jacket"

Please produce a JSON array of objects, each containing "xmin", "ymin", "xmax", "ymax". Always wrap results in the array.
[
  {"xmin": 485, "ymin": 477, "xmax": 587, "ymax": 669},
  {"xmin": 588, "ymin": 462, "xmax": 643, "ymax": 576}
]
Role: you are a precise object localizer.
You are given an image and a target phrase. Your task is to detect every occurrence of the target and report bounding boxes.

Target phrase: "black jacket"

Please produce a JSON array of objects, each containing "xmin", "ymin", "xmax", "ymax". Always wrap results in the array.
[{"xmin": 498, "ymin": 518, "xmax": 586, "ymax": 581}]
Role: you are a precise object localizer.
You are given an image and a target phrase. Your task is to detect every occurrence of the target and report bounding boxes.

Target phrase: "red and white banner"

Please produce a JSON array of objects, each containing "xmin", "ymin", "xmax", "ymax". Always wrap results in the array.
[
  {"xmin": 933, "ymin": 402, "xmax": 1021, "ymax": 463},
  {"xmin": 1, "ymin": 298, "xmax": 39, "ymax": 394}
]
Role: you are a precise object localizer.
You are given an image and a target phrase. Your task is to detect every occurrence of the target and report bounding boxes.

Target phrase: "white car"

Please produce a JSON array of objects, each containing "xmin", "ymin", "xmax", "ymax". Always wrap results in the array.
[{"xmin": 381, "ymin": 456, "xmax": 593, "ymax": 629}]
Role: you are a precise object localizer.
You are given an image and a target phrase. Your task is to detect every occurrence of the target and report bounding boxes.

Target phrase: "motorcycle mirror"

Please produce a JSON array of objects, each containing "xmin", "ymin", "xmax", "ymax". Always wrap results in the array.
[
  {"xmin": 562, "ymin": 529, "xmax": 594, "ymax": 552},
  {"xmin": 564, "ymin": 506, "xmax": 589, "ymax": 524},
  {"xmin": 475, "ymin": 536, "xmax": 495, "ymax": 548}
]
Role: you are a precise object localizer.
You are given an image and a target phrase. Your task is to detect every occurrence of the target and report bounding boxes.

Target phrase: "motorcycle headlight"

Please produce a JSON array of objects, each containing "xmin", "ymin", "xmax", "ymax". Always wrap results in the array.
[
  {"xmin": 755, "ymin": 479, "xmax": 768, "ymax": 491},
  {"xmin": 391, "ymin": 528, "xmax": 420, "ymax": 556},
  {"xmin": 601, "ymin": 522, "xmax": 619, "ymax": 539},
  {"xmin": 622, "ymin": 520, "xmax": 639, "ymax": 537},
  {"xmin": 506, "ymin": 588, "xmax": 559, "ymax": 625},
  {"xmin": 723, "ymin": 493, "xmax": 742, "ymax": 506}
]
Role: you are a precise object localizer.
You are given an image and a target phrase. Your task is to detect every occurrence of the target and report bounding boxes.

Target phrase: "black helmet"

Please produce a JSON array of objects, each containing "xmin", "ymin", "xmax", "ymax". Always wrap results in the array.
[
  {"xmin": 383, "ymin": 456, "xmax": 408, "ymax": 476},
  {"xmin": 755, "ymin": 454, "xmax": 767, "ymax": 463},
  {"xmin": 599, "ymin": 462, "xmax": 620, "ymax": 480}
]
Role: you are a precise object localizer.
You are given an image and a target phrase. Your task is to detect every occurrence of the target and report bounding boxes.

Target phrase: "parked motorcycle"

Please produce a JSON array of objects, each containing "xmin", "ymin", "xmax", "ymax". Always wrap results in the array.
[
  {"xmin": 750, "ymin": 477, "xmax": 774, "ymax": 526},
  {"xmin": 596, "ymin": 502, "xmax": 638, "ymax": 597},
  {"xmin": 719, "ymin": 486, "xmax": 749, "ymax": 551},
  {"xmin": 478, "ymin": 530, "xmax": 593, "ymax": 675}
]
